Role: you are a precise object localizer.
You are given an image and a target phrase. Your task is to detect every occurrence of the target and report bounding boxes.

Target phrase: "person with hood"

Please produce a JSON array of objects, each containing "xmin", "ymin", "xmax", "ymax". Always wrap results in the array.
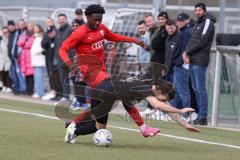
[{"xmin": 183, "ymin": 2, "xmax": 216, "ymax": 125}]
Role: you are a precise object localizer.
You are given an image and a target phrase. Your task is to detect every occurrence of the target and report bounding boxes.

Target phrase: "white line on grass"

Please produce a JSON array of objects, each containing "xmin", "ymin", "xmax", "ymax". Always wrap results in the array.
[{"xmin": 0, "ymin": 108, "xmax": 240, "ymax": 150}]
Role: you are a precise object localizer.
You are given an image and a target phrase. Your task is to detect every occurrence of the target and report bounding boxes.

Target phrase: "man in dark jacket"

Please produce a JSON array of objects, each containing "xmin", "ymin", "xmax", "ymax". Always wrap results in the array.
[
  {"xmin": 164, "ymin": 19, "xmax": 182, "ymax": 83},
  {"xmin": 141, "ymin": 13, "xmax": 168, "ymax": 116},
  {"xmin": 169, "ymin": 13, "xmax": 193, "ymax": 110},
  {"xmin": 150, "ymin": 12, "xmax": 168, "ymax": 64},
  {"xmin": 8, "ymin": 19, "xmax": 26, "ymax": 94},
  {"xmin": 41, "ymin": 22, "xmax": 63, "ymax": 101},
  {"xmin": 54, "ymin": 13, "xmax": 72, "ymax": 100},
  {"xmin": 183, "ymin": 3, "xmax": 216, "ymax": 125},
  {"xmin": 41, "ymin": 19, "xmax": 56, "ymax": 81}
]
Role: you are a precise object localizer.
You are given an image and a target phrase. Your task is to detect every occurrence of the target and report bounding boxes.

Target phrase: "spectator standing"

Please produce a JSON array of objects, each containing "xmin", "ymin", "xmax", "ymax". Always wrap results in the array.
[
  {"xmin": 54, "ymin": 13, "xmax": 72, "ymax": 100},
  {"xmin": 41, "ymin": 17, "xmax": 58, "ymax": 100},
  {"xmin": 17, "ymin": 22, "xmax": 35, "ymax": 95},
  {"xmin": 141, "ymin": 12, "xmax": 168, "ymax": 117},
  {"xmin": 31, "ymin": 24, "xmax": 46, "ymax": 98},
  {"xmin": 137, "ymin": 20, "xmax": 151, "ymax": 69},
  {"xmin": 140, "ymin": 14, "xmax": 159, "ymax": 116},
  {"xmin": 45, "ymin": 17, "xmax": 55, "ymax": 30},
  {"xmin": 169, "ymin": 13, "xmax": 193, "ymax": 110},
  {"xmin": 69, "ymin": 19, "xmax": 89, "ymax": 110},
  {"xmin": 0, "ymin": 27, "xmax": 12, "ymax": 93},
  {"xmin": 75, "ymin": 8, "xmax": 85, "ymax": 25},
  {"xmin": 8, "ymin": 19, "xmax": 27, "ymax": 94},
  {"xmin": 150, "ymin": 12, "xmax": 168, "ymax": 64},
  {"xmin": 164, "ymin": 20, "xmax": 182, "ymax": 83},
  {"xmin": 183, "ymin": 3, "xmax": 216, "ymax": 125}
]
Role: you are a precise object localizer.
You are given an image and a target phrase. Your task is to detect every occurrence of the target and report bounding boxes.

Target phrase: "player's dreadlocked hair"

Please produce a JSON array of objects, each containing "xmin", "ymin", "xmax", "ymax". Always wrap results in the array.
[{"xmin": 85, "ymin": 4, "xmax": 105, "ymax": 16}]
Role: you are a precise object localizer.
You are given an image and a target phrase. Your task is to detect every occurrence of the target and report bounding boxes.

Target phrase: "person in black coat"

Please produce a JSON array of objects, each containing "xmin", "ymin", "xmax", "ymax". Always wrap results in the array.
[
  {"xmin": 7, "ymin": 19, "xmax": 27, "ymax": 95},
  {"xmin": 183, "ymin": 3, "xmax": 216, "ymax": 125},
  {"xmin": 54, "ymin": 13, "xmax": 72, "ymax": 100},
  {"xmin": 141, "ymin": 12, "xmax": 168, "ymax": 116},
  {"xmin": 164, "ymin": 19, "xmax": 182, "ymax": 83},
  {"xmin": 150, "ymin": 12, "xmax": 168, "ymax": 64},
  {"xmin": 41, "ymin": 22, "xmax": 63, "ymax": 101}
]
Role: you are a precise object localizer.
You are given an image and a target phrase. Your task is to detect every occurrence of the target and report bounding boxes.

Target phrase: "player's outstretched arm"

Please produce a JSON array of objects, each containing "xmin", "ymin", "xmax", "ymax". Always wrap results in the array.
[
  {"xmin": 146, "ymin": 96, "xmax": 200, "ymax": 132},
  {"xmin": 135, "ymin": 40, "xmax": 147, "ymax": 48},
  {"xmin": 103, "ymin": 25, "xmax": 146, "ymax": 48},
  {"xmin": 146, "ymin": 96, "xmax": 194, "ymax": 114},
  {"xmin": 167, "ymin": 113, "xmax": 200, "ymax": 132}
]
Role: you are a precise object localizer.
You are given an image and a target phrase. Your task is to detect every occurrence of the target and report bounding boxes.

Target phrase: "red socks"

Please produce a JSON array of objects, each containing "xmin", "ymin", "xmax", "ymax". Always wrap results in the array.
[
  {"xmin": 73, "ymin": 107, "xmax": 144, "ymax": 127},
  {"xmin": 74, "ymin": 109, "xmax": 92, "ymax": 123},
  {"xmin": 127, "ymin": 107, "xmax": 144, "ymax": 126}
]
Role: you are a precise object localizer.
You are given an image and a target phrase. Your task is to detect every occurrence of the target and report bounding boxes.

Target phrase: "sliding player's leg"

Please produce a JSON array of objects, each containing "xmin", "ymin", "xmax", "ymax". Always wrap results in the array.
[
  {"xmin": 65, "ymin": 115, "xmax": 109, "ymax": 144},
  {"xmin": 64, "ymin": 116, "xmax": 108, "ymax": 144},
  {"xmin": 74, "ymin": 114, "xmax": 108, "ymax": 136},
  {"xmin": 122, "ymin": 101, "xmax": 160, "ymax": 137},
  {"xmin": 76, "ymin": 89, "xmax": 111, "ymax": 133},
  {"xmin": 65, "ymin": 86, "xmax": 114, "ymax": 144}
]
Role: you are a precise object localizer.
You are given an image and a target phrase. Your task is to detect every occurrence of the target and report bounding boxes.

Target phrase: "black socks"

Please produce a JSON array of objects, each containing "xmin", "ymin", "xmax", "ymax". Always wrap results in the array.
[{"xmin": 74, "ymin": 120, "xmax": 97, "ymax": 136}]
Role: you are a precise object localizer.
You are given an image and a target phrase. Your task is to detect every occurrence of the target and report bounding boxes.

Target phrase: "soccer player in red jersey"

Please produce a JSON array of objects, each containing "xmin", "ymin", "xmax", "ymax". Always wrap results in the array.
[{"xmin": 59, "ymin": 4, "xmax": 160, "ymax": 138}]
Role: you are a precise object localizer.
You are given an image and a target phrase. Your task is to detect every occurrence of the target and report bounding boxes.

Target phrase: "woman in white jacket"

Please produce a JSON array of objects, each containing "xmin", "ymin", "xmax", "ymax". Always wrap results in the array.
[
  {"xmin": 30, "ymin": 24, "xmax": 45, "ymax": 98},
  {"xmin": 0, "ymin": 27, "xmax": 12, "ymax": 92}
]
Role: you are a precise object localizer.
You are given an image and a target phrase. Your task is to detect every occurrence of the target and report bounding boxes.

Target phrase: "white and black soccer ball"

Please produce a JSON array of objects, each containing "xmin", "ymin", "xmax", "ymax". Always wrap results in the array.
[{"xmin": 93, "ymin": 129, "xmax": 112, "ymax": 147}]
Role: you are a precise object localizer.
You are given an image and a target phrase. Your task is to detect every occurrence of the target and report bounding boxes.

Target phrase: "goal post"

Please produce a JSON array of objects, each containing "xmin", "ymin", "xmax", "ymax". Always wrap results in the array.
[{"xmin": 211, "ymin": 46, "xmax": 240, "ymax": 126}]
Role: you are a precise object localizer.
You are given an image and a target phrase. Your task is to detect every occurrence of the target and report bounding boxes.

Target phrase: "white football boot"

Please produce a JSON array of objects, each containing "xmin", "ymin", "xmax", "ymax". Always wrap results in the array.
[{"xmin": 65, "ymin": 122, "xmax": 77, "ymax": 144}]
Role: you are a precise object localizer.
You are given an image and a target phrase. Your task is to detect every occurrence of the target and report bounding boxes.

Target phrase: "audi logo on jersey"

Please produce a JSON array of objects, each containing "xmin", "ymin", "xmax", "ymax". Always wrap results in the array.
[{"xmin": 92, "ymin": 40, "xmax": 104, "ymax": 50}]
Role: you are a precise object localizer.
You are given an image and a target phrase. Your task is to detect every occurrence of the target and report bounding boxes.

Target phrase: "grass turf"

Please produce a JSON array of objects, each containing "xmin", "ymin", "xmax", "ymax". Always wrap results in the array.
[{"xmin": 0, "ymin": 98, "xmax": 240, "ymax": 160}]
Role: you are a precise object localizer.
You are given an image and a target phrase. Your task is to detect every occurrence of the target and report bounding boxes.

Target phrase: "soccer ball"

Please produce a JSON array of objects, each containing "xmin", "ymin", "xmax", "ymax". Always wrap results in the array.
[{"xmin": 93, "ymin": 129, "xmax": 112, "ymax": 147}]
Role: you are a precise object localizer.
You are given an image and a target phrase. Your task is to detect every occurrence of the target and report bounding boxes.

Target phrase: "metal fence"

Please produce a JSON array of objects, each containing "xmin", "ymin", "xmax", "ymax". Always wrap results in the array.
[{"xmin": 0, "ymin": 6, "xmax": 55, "ymax": 28}]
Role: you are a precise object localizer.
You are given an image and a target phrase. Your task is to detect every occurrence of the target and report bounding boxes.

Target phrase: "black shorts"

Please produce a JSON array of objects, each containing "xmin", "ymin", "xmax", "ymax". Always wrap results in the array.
[
  {"xmin": 90, "ymin": 77, "xmax": 154, "ymax": 124},
  {"xmin": 91, "ymin": 78, "xmax": 117, "ymax": 124}
]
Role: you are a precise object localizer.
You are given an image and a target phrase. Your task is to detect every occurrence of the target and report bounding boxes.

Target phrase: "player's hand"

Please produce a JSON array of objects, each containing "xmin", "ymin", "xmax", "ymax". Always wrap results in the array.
[
  {"xmin": 185, "ymin": 123, "xmax": 200, "ymax": 132},
  {"xmin": 182, "ymin": 52, "xmax": 190, "ymax": 64},
  {"xmin": 69, "ymin": 62, "xmax": 78, "ymax": 71},
  {"xmin": 135, "ymin": 40, "xmax": 146, "ymax": 48},
  {"xmin": 180, "ymin": 108, "xmax": 195, "ymax": 114}
]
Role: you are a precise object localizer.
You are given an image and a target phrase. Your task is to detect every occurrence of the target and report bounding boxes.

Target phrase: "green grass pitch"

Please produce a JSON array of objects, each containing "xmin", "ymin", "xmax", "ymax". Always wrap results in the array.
[{"xmin": 0, "ymin": 98, "xmax": 240, "ymax": 160}]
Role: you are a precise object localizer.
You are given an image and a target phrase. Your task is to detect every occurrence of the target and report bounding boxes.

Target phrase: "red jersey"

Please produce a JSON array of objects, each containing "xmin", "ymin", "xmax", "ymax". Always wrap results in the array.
[{"xmin": 59, "ymin": 24, "xmax": 137, "ymax": 87}]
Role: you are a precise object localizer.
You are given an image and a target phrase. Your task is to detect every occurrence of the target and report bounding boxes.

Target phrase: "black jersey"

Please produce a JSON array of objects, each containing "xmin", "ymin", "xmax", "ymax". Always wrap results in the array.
[
  {"xmin": 112, "ymin": 76, "xmax": 174, "ymax": 101},
  {"xmin": 112, "ymin": 77, "xmax": 155, "ymax": 101}
]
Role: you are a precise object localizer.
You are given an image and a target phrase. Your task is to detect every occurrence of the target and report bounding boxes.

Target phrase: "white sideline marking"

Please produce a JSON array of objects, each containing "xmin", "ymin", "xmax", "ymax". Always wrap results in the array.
[{"xmin": 0, "ymin": 108, "xmax": 240, "ymax": 150}]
